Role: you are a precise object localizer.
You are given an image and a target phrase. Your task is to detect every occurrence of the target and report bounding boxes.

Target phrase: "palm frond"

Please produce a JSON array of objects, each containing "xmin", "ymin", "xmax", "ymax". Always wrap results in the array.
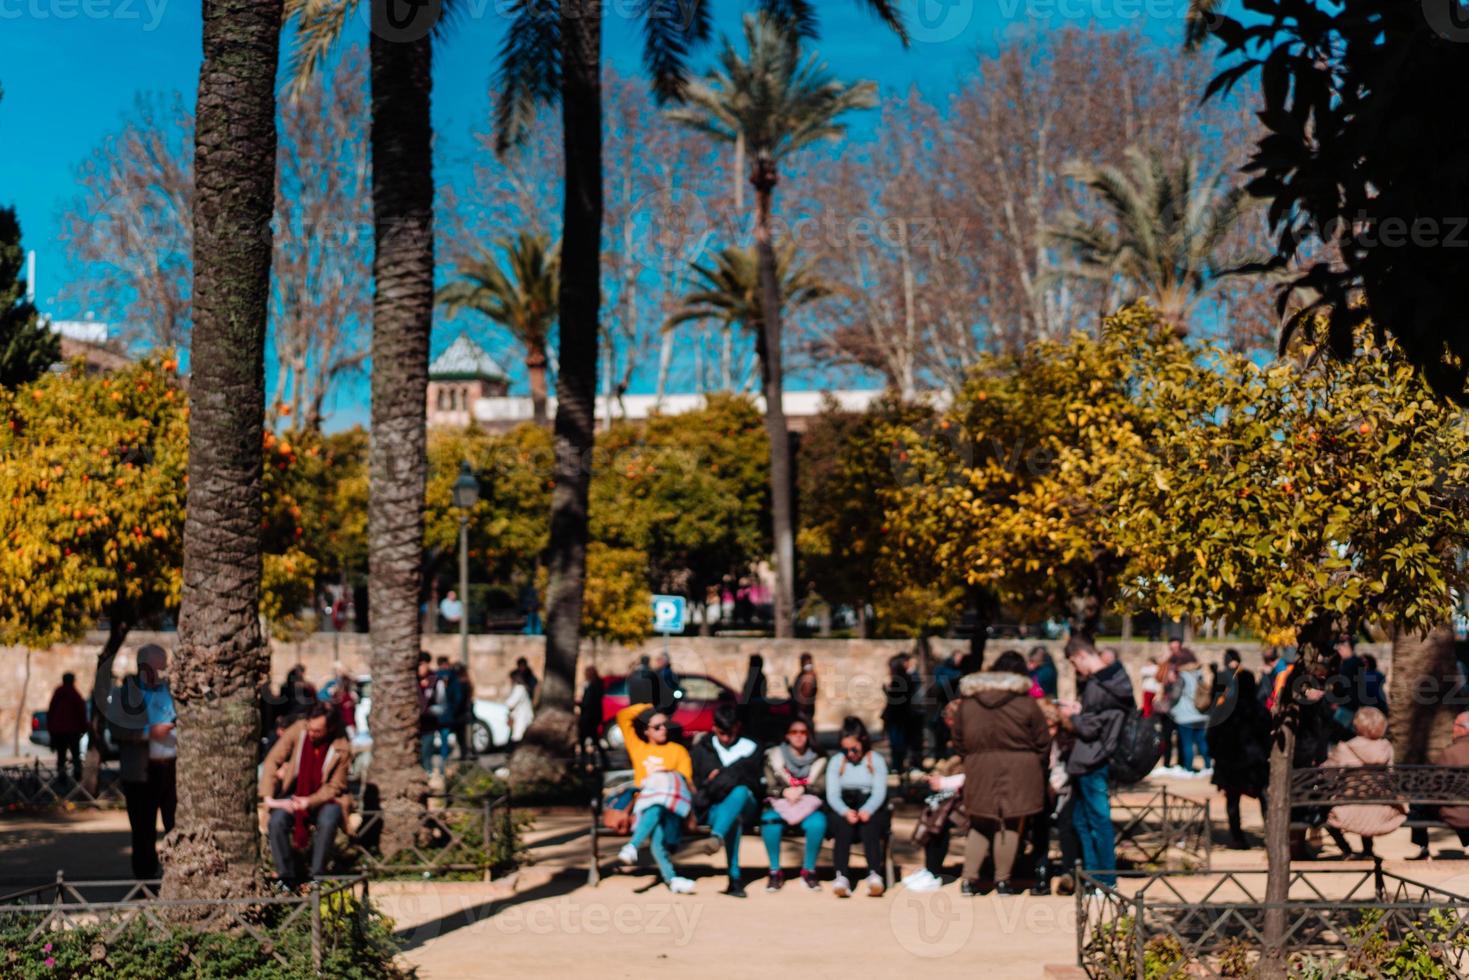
[
  {"xmin": 493, "ymin": 0, "xmax": 562, "ymax": 155},
  {"xmin": 282, "ymin": 0, "xmax": 356, "ymax": 101},
  {"xmin": 639, "ymin": 0, "xmax": 712, "ymax": 103}
]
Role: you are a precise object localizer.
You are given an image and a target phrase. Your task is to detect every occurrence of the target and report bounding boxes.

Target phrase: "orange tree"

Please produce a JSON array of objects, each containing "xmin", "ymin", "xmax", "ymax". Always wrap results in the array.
[
  {"xmin": 590, "ymin": 394, "xmax": 769, "ymax": 633},
  {"xmin": 0, "ymin": 357, "xmax": 319, "ymax": 688},
  {"xmin": 1104, "ymin": 325, "xmax": 1469, "ymax": 950},
  {"xmin": 882, "ymin": 305, "xmax": 1192, "ymax": 640}
]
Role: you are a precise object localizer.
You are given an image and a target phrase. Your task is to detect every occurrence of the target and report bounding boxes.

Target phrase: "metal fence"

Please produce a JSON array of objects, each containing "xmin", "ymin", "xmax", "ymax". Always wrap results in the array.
[
  {"xmin": 0, "ymin": 762, "xmax": 124, "ymax": 809},
  {"xmin": 335, "ymin": 793, "xmax": 514, "ymax": 879},
  {"xmin": 1076, "ymin": 864, "xmax": 1469, "ymax": 978},
  {"xmin": 1110, "ymin": 789, "xmax": 1212, "ymax": 871},
  {"xmin": 0, "ymin": 873, "xmax": 378, "ymax": 976}
]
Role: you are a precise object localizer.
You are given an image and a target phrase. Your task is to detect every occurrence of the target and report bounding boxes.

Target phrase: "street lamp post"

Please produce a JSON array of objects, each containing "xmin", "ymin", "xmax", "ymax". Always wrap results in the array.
[{"xmin": 452, "ymin": 461, "xmax": 480, "ymax": 667}]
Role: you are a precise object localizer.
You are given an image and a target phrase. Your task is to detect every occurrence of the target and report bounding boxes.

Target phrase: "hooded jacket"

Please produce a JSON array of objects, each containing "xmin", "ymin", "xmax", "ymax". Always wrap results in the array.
[
  {"xmin": 690, "ymin": 732, "xmax": 762, "ymax": 812},
  {"xmin": 1067, "ymin": 661, "xmax": 1135, "ymax": 776},
  {"xmin": 951, "ymin": 671, "xmax": 1051, "ymax": 820}
]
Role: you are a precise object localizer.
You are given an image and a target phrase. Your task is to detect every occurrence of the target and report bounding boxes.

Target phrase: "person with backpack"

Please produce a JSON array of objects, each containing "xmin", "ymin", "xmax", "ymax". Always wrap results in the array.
[
  {"xmin": 419, "ymin": 656, "xmax": 464, "ymax": 770},
  {"xmin": 1060, "ymin": 637, "xmax": 1135, "ymax": 889},
  {"xmin": 1168, "ymin": 648, "xmax": 1212, "ymax": 775}
]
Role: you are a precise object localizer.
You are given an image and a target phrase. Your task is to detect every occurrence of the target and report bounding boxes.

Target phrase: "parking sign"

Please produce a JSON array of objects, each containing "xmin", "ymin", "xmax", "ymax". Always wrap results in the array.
[{"xmin": 651, "ymin": 594, "xmax": 686, "ymax": 634}]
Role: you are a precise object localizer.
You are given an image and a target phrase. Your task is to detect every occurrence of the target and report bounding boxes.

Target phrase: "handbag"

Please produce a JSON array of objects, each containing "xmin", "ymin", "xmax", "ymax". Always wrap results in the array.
[{"xmin": 601, "ymin": 787, "xmax": 637, "ymax": 835}]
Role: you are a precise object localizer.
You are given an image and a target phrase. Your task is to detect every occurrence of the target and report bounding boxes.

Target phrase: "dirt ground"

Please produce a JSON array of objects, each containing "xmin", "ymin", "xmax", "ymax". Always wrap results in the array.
[{"xmin": 9, "ymin": 774, "xmax": 1469, "ymax": 978}]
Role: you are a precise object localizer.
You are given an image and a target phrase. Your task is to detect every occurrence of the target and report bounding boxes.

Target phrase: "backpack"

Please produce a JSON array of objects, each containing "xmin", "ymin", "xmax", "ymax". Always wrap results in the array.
[
  {"xmin": 1108, "ymin": 709, "xmax": 1162, "ymax": 785},
  {"xmin": 1193, "ymin": 672, "xmax": 1215, "ymax": 713}
]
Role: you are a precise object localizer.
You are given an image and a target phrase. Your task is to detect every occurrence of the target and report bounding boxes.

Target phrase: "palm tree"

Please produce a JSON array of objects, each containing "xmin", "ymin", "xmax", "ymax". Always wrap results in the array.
[
  {"xmin": 494, "ymin": 0, "xmax": 905, "ymax": 783},
  {"xmin": 668, "ymin": 243, "xmax": 833, "ymax": 336},
  {"xmin": 438, "ymin": 232, "xmax": 560, "ymax": 424},
  {"xmin": 162, "ymin": 0, "xmax": 281, "ymax": 903},
  {"xmin": 1048, "ymin": 146, "xmax": 1260, "ymax": 337},
  {"xmin": 667, "ymin": 13, "xmax": 876, "ymax": 638},
  {"xmin": 285, "ymin": 0, "xmax": 440, "ymax": 852}
]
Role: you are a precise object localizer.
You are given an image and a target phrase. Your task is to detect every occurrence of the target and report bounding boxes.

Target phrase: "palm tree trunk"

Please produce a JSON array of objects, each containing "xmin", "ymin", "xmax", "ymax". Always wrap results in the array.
[
  {"xmin": 751, "ymin": 162, "xmax": 796, "ymax": 639},
  {"xmin": 528, "ymin": 347, "xmax": 549, "ymax": 424},
  {"xmin": 1387, "ymin": 624, "xmax": 1458, "ymax": 764},
  {"xmin": 367, "ymin": 27, "xmax": 434, "ymax": 855},
  {"xmin": 510, "ymin": 0, "xmax": 601, "ymax": 786},
  {"xmin": 163, "ymin": 0, "xmax": 279, "ymax": 904}
]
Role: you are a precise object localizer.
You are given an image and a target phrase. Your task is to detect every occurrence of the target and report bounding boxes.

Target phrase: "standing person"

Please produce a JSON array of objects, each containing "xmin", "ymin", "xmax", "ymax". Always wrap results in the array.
[
  {"xmin": 651, "ymin": 651, "xmax": 679, "ymax": 697},
  {"xmin": 1412, "ymin": 712, "xmax": 1469, "ymax": 859},
  {"xmin": 46, "ymin": 672, "xmax": 88, "ymax": 782},
  {"xmin": 1168, "ymin": 648, "xmax": 1212, "ymax": 774},
  {"xmin": 930, "ymin": 649, "xmax": 966, "ymax": 759},
  {"xmin": 826, "ymin": 716, "xmax": 891, "ymax": 897},
  {"xmin": 951, "ymin": 651, "xmax": 1051, "ymax": 896},
  {"xmin": 740, "ymin": 654, "xmax": 768, "ymax": 734},
  {"xmin": 1028, "ymin": 647, "xmax": 1059, "ymax": 700},
  {"xmin": 453, "ymin": 664, "xmax": 475, "ymax": 760},
  {"xmin": 513, "ymin": 656, "xmax": 539, "ymax": 700},
  {"xmin": 1259, "ymin": 647, "xmax": 1289, "ymax": 705},
  {"xmin": 327, "ymin": 668, "xmax": 357, "ymax": 738},
  {"xmin": 792, "ymin": 652, "xmax": 818, "ymax": 725},
  {"xmin": 1151, "ymin": 649, "xmax": 1179, "ymax": 768},
  {"xmin": 1060, "ymin": 638, "xmax": 1134, "ymax": 889},
  {"xmin": 576, "ymin": 665, "xmax": 606, "ymax": 761},
  {"xmin": 1206, "ymin": 663, "xmax": 1270, "ymax": 849},
  {"xmin": 132, "ymin": 645, "xmax": 177, "ymax": 878},
  {"xmin": 761, "ymin": 717, "xmax": 827, "ymax": 891},
  {"xmin": 260, "ymin": 702, "xmax": 352, "ymax": 889},
  {"xmin": 518, "ymin": 580, "xmax": 542, "ymax": 635},
  {"xmin": 505, "ymin": 670, "xmax": 534, "ymax": 743},
  {"xmin": 882, "ymin": 655, "xmax": 922, "ymax": 773},
  {"xmin": 1359, "ymin": 655, "xmax": 1388, "ymax": 713},
  {"xmin": 438, "ymin": 589, "xmax": 464, "ymax": 631},
  {"xmin": 691, "ymin": 705, "xmax": 762, "ymax": 896},
  {"xmin": 107, "ymin": 669, "xmax": 155, "ymax": 878},
  {"xmin": 614, "ymin": 702, "xmax": 697, "ymax": 894}
]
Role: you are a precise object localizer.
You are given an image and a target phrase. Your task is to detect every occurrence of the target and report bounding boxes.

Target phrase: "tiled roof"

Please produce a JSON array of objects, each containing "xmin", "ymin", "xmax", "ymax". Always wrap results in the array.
[{"xmin": 429, "ymin": 334, "xmax": 509, "ymax": 381}]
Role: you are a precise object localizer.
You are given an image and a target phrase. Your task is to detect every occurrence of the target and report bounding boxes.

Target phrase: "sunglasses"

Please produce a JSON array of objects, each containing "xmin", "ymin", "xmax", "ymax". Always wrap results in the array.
[
  {"xmin": 647, "ymin": 722, "xmax": 668, "ymax": 731},
  {"xmin": 787, "ymin": 728, "xmax": 810, "ymax": 737},
  {"xmin": 842, "ymin": 745, "xmax": 863, "ymax": 756}
]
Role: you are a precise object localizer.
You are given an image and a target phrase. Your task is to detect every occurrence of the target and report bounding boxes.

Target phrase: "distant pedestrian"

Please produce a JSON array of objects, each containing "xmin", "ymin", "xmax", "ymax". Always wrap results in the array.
[
  {"xmin": 506, "ymin": 670, "xmax": 534, "ymax": 743},
  {"xmin": 513, "ymin": 656, "xmax": 539, "ymax": 700},
  {"xmin": 882, "ymin": 655, "xmax": 923, "ymax": 773},
  {"xmin": 46, "ymin": 672, "xmax": 88, "ymax": 782},
  {"xmin": 519, "ymin": 581, "xmax": 542, "ymax": 635},
  {"xmin": 439, "ymin": 589, "xmax": 464, "ymax": 630},
  {"xmin": 1028, "ymin": 647, "xmax": 1059, "ymax": 700},
  {"xmin": 577, "ymin": 665, "xmax": 606, "ymax": 762},
  {"xmin": 1359, "ymin": 655, "xmax": 1388, "ymax": 713},
  {"xmin": 1206, "ymin": 663, "xmax": 1270, "ymax": 849},
  {"xmin": 1060, "ymin": 637, "xmax": 1134, "ymax": 888},
  {"xmin": 1167, "ymin": 648, "xmax": 1212, "ymax": 773},
  {"xmin": 931, "ymin": 649, "xmax": 966, "ymax": 758},
  {"xmin": 454, "ymin": 663, "xmax": 475, "ymax": 760},
  {"xmin": 792, "ymin": 652, "xmax": 818, "ymax": 725}
]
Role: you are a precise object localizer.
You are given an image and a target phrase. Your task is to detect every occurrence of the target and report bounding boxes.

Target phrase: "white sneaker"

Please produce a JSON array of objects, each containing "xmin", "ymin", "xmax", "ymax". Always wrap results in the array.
[
  {"xmin": 864, "ymin": 872, "xmax": 886, "ymax": 897},
  {"xmin": 832, "ymin": 873, "xmax": 851, "ymax": 898},
  {"xmin": 903, "ymin": 869, "xmax": 940, "ymax": 893},
  {"xmin": 617, "ymin": 843, "xmax": 638, "ymax": 865},
  {"xmin": 668, "ymin": 876, "xmax": 696, "ymax": 895}
]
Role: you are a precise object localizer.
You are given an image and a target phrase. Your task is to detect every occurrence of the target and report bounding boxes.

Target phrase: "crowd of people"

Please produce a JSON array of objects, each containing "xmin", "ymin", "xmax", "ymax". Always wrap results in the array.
[
  {"xmin": 599, "ymin": 632, "xmax": 1469, "ymax": 897},
  {"xmin": 607, "ymin": 638, "xmax": 1139, "ymax": 897}
]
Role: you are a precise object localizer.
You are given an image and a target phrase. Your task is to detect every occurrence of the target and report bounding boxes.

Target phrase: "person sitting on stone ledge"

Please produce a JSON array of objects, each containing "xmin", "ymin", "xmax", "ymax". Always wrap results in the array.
[{"xmin": 260, "ymin": 701, "xmax": 352, "ymax": 891}]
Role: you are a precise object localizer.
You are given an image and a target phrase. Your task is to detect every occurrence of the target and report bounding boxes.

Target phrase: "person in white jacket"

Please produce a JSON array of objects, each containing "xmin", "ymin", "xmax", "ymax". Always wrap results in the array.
[{"xmin": 505, "ymin": 672, "xmax": 534, "ymax": 742}]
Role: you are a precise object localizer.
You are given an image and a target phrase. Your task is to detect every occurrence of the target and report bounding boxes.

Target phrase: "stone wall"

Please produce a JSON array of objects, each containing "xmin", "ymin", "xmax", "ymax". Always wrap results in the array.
[{"xmin": 2, "ymin": 631, "xmax": 1393, "ymax": 751}]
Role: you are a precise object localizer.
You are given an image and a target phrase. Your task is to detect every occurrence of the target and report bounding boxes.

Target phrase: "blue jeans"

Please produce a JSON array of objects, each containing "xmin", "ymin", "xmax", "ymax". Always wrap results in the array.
[
  {"xmin": 421, "ymin": 727, "xmax": 454, "ymax": 771},
  {"xmin": 1176, "ymin": 723, "xmax": 1211, "ymax": 772},
  {"xmin": 630, "ymin": 805, "xmax": 683, "ymax": 882},
  {"xmin": 761, "ymin": 807, "xmax": 827, "ymax": 872},
  {"xmin": 1073, "ymin": 767, "xmax": 1116, "ymax": 887},
  {"xmin": 706, "ymin": 786, "xmax": 758, "ymax": 881}
]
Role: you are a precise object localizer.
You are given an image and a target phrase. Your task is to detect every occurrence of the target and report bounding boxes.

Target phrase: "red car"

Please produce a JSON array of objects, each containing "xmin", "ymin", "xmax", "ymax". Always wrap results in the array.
[{"xmin": 599, "ymin": 673, "xmax": 794, "ymax": 744}]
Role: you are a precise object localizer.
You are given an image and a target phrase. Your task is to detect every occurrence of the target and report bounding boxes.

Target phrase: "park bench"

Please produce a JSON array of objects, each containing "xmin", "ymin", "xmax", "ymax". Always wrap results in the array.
[
  {"xmin": 1289, "ymin": 764, "xmax": 1469, "ymax": 835},
  {"xmin": 586, "ymin": 766, "xmax": 896, "ymax": 886}
]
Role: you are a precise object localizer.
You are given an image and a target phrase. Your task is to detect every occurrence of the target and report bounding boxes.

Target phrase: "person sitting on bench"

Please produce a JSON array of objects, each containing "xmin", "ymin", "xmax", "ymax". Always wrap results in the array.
[
  {"xmin": 761, "ymin": 716, "xmax": 827, "ymax": 892},
  {"xmin": 260, "ymin": 701, "xmax": 352, "ymax": 890},
  {"xmin": 615, "ymin": 702, "xmax": 697, "ymax": 894},
  {"xmin": 1412, "ymin": 711, "xmax": 1469, "ymax": 859},
  {"xmin": 691, "ymin": 704, "xmax": 762, "ymax": 897},
  {"xmin": 826, "ymin": 715, "xmax": 890, "ymax": 898}
]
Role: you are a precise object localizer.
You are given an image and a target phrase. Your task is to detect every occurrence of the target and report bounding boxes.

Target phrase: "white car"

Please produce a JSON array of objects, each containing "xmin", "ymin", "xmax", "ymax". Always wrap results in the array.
[{"xmin": 350, "ymin": 675, "xmax": 513, "ymax": 756}]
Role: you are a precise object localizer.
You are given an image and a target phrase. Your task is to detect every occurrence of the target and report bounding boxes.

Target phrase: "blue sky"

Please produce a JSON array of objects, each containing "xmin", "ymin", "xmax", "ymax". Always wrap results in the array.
[{"xmin": 0, "ymin": 0, "xmax": 1209, "ymax": 427}]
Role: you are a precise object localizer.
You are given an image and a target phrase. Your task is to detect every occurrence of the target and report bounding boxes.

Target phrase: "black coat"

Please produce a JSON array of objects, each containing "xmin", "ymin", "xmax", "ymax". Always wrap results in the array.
[
  {"xmin": 1067, "ymin": 661, "xmax": 1135, "ymax": 776},
  {"xmin": 690, "ymin": 734, "xmax": 762, "ymax": 812},
  {"xmin": 1206, "ymin": 669, "xmax": 1270, "ymax": 796}
]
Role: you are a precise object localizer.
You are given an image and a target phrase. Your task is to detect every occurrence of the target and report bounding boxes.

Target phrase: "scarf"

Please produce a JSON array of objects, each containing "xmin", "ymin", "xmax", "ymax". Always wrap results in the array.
[
  {"xmin": 712, "ymin": 736, "xmax": 756, "ymax": 768},
  {"xmin": 779, "ymin": 742, "xmax": 817, "ymax": 781},
  {"xmin": 293, "ymin": 736, "xmax": 328, "ymax": 849}
]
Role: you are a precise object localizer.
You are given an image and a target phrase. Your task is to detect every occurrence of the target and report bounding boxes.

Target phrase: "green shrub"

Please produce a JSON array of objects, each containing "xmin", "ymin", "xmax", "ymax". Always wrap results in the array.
[{"xmin": 0, "ymin": 893, "xmax": 411, "ymax": 980}]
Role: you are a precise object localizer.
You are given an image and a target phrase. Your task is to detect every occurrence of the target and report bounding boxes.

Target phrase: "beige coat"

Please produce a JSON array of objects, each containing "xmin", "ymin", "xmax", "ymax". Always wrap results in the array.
[
  {"xmin": 259, "ymin": 721, "xmax": 353, "ymax": 815},
  {"xmin": 1326, "ymin": 735, "xmax": 1406, "ymax": 837}
]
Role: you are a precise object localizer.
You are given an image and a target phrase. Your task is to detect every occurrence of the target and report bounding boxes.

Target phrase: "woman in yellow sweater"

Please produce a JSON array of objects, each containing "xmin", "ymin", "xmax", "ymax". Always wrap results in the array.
[{"xmin": 614, "ymin": 703, "xmax": 697, "ymax": 893}]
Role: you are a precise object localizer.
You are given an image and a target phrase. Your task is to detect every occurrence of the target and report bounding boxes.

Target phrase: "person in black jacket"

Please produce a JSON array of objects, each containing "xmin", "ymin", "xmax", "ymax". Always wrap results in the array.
[
  {"xmin": 691, "ymin": 704, "xmax": 763, "ymax": 896},
  {"xmin": 1206, "ymin": 664, "xmax": 1270, "ymax": 849},
  {"xmin": 1060, "ymin": 637, "xmax": 1135, "ymax": 888}
]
